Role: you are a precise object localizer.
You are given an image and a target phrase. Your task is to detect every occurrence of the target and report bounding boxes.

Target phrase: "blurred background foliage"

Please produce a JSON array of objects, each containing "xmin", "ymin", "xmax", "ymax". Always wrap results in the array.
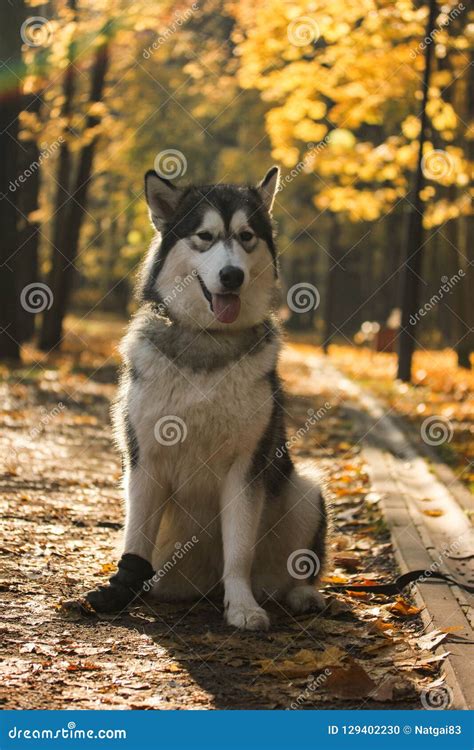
[{"xmin": 0, "ymin": 0, "xmax": 473, "ymax": 371}]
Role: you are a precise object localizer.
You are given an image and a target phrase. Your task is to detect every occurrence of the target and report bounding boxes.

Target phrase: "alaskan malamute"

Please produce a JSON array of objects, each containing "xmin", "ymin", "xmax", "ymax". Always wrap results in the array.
[{"xmin": 86, "ymin": 166, "xmax": 327, "ymax": 630}]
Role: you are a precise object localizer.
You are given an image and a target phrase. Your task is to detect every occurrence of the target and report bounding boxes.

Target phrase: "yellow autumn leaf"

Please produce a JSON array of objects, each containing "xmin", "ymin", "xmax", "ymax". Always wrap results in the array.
[{"xmin": 258, "ymin": 646, "xmax": 347, "ymax": 679}]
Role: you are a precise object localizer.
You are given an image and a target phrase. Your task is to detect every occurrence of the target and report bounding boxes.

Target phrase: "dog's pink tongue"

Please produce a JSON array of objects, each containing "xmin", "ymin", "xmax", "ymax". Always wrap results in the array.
[{"xmin": 212, "ymin": 294, "xmax": 241, "ymax": 324}]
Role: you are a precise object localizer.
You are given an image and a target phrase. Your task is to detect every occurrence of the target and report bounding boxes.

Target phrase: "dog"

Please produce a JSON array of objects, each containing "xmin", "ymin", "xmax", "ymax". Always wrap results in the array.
[{"xmin": 86, "ymin": 166, "xmax": 327, "ymax": 630}]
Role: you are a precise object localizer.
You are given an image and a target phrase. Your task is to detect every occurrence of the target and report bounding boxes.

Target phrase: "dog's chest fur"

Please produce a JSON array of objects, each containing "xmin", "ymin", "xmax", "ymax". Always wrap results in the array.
[{"xmin": 117, "ymin": 307, "xmax": 280, "ymax": 497}]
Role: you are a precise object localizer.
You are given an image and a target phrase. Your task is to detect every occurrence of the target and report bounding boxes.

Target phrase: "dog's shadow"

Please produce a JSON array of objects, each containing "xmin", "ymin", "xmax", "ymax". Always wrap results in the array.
[{"xmin": 99, "ymin": 596, "xmax": 351, "ymax": 709}]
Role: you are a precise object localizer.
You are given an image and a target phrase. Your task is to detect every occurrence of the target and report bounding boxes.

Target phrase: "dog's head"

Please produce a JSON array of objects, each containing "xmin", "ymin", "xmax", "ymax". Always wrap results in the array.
[{"xmin": 140, "ymin": 168, "xmax": 280, "ymax": 330}]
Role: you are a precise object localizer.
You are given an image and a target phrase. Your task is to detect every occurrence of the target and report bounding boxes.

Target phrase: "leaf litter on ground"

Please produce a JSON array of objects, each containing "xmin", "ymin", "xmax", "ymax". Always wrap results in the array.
[{"xmin": 0, "ymin": 325, "xmax": 454, "ymax": 708}]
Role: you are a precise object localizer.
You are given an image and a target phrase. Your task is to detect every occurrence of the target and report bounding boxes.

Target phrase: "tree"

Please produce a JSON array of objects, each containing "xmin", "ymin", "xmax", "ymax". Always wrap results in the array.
[
  {"xmin": 39, "ymin": 19, "xmax": 111, "ymax": 350},
  {"xmin": 0, "ymin": 0, "xmax": 27, "ymax": 360},
  {"xmin": 15, "ymin": 35, "xmax": 51, "ymax": 342},
  {"xmin": 322, "ymin": 213, "xmax": 341, "ymax": 352},
  {"xmin": 397, "ymin": 0, "xmax": 438, "ymax": 382},
  {"xmin": 232, "ymin": 0, "xmax": 471, "ymax": 359}
]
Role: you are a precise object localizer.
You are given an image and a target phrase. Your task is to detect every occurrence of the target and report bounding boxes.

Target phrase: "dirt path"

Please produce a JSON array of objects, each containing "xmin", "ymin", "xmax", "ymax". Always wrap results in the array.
[{"xmin": 0, "ymin": 339, "xmax": 455, "ymax": 709}]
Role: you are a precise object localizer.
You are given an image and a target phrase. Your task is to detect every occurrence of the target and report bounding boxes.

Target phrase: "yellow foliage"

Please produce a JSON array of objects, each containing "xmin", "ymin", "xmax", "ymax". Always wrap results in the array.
[{"xmin": 231, "ymin": 0, "xmax": 471, "ymax": 222}]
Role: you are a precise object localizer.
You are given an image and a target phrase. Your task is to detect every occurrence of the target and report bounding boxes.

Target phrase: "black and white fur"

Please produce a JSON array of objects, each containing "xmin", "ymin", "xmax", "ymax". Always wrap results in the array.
[{"xmin": 86, "ymin": 167, "xmax": 327, "ymax": 630}]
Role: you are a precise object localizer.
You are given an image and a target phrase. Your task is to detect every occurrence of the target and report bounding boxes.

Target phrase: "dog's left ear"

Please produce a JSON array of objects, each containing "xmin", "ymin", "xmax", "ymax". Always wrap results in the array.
[
  {"xmin": 144, "ymin": 170, "xmax": 183, "ymax": 230},
  {"xmin": 257, "ymin": 166, "xmax": 280, "ymax": 213}
]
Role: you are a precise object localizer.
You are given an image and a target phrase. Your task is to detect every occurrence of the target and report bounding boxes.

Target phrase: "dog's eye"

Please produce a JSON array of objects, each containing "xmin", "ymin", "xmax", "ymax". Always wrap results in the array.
[
  {"xmin": 196, "ymin": 231, "xmax": 213, "ymax": 242},
  {"xmin": 239, "ymin": 230, "xmax": 254, "ymax": 243}
]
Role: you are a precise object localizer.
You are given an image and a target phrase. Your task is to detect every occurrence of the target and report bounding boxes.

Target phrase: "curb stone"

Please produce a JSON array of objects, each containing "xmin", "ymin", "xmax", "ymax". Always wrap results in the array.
[{"xmin": 312, "ymin": 357, "xmax": 474, "ymax": 710}]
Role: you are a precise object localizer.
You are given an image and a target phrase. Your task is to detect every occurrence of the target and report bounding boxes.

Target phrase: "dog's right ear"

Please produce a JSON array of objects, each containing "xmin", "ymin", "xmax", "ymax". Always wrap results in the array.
[{"xmin": 144, "ymin": 170, "xmax": 183, "ymax": 230}]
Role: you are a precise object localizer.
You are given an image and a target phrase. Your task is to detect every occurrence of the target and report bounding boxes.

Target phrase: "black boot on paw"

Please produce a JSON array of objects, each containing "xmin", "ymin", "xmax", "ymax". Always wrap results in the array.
[{"xmin": 85, "ymin": 553, "xmax": 154, "ymax": 613}]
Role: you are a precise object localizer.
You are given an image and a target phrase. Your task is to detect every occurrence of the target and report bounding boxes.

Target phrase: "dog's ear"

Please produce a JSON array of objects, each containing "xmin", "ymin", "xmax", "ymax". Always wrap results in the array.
[
  {"xmin": 144, "ymin": 170, "xmax": 183, "ymax": 230},
  {"xmin": 257, "ymin": 166, "xmax": 280, "ymax": 213}
]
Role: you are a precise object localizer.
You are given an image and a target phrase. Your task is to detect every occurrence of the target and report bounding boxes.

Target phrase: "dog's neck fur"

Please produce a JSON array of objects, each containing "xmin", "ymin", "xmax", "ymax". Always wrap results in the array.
[{"xmin": 129, "ymin": 302, "xmax": 280, "ymax": 374}]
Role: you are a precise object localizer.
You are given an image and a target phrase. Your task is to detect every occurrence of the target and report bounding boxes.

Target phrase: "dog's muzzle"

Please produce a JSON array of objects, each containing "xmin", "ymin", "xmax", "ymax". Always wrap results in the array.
[{"xmin": 197, "ymin": 274, "xmax": 242, "ymax": 325}]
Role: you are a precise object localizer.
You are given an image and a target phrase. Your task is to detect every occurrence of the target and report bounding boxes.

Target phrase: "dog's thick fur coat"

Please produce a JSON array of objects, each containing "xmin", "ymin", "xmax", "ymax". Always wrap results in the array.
[{"xmin": 86, "ymin": 167, "xmax": 327, "ymax": 630}]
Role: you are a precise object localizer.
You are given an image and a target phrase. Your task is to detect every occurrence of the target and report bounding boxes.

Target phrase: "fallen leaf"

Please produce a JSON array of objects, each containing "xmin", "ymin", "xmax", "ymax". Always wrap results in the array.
[
  {"xmin": 66, "ymin": 661, "xmax": 101, "ymax": 672},
  {"xmin": 371, "ymin": 619, "xmax": 396, "ymax": 632},
  {"xmin": 333, "ymin": 554, "xmax": 360, "ymax": 571},
  {"xmin": 165, "ymin": 664, "xmax": 180, "ymax": 673},
  {"xmin": 19, "ymin": 642, "xmax": 37, "ymax": 653},
  {"xmin": 365, "ymin": 492, "xmax": 381, "ymax": 505},
  {"xmin": 322, "ymin": 575, "xmax": 349, "ymax": 584},
  {"xmin": 100, "ymin": 562, "xmax": 116, "ymax": 574},
  {"xmin": 370, "ymin": 677, "xmax": 397, "ymax": 701},
  {"xmin": 336, "ymin": 506, "xmax": 364, "ymax": 522},
  {"xmin": 346, "ymin": 590, "xmax": 370, "ymax": 599},
  {"xmin": 416, "ymin": 629, "xmax": 448, "ymax": 651},
  {"xmin": 325, "ymin": 660, "xmax": 376, "ymax": 698},
  {"xmin": 396, "ymin": 652, "xmax": 450, "ymax": 672},
  {"xmin": 387, "ymin": 597, "xmax": 423, "ymax": 617},
  {"xmin": 422, "ymin": 509, "xmax": 444, "ymax": 517},
  {"xmin": 363, "ymin": 640, "xmax": 394, "ymax": 654},
  {"xmin": 258, "ymin": 646, "xmax": 346, "ymax": 679}
]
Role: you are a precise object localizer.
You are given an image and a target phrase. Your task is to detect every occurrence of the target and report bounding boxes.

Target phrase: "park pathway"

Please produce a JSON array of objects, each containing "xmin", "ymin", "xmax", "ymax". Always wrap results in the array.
[{"xmin": 0, "ymin": 341, "xmax": 472, "ymax": 709}]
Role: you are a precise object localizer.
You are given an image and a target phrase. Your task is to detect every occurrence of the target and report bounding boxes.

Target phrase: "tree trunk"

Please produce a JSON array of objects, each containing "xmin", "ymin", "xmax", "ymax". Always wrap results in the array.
[
  {"xmin": 16, "ymin": 93, "xmax": 43, "ymax": 342},
  {"xmin": 38, "ymin": 0, "xmax": 78, "ymax": 351},
  {"xmin": 39, "ymin": 25, "xmax": 110, "ymax": 350},
  {"xmin": 456, "ymin": 50, "xmax": 474, "ymax": 368},
  {"xmin": 397, "ymin": 0, "xmax": 437, "ymax": 381},
  {"xmin": 0, "ymin": 0, "xmax": 27, "ymax": 360},
  {"xmin": 323, "ymin": 212, "xmax": 341, "ymax": 353}
]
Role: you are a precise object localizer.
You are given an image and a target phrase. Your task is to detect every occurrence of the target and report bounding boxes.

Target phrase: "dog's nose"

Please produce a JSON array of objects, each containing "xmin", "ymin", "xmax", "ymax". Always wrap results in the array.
[{"xmin": 219, "ymin": 266, "xmax": 244, "ymax": 291}]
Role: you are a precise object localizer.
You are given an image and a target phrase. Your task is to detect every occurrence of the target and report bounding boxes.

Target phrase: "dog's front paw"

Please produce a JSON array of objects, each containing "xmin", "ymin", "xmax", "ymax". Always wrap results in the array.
[
  {"xmin": 225, "ymin": 603, "xmax": 270, "ymax": 631},
  {"xmin": 86, "ymin": 553, "xmax": 154, "ymax": 614},
  {"xmin": 86, "ymin": 583, "xmax": 135, "ymax": 613}
]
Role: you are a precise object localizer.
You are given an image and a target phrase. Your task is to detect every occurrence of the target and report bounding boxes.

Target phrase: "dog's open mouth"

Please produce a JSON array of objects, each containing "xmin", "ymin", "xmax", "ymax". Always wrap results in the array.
[{"xmin": 197, "ymin": 275, "xmax": 241, "ymax": 325}]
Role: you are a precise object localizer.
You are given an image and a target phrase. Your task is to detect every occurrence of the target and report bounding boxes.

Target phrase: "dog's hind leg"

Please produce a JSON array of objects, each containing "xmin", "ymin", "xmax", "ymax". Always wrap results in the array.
[
  {"xmin": 253, "ymin": 464, "xmax": 328, "ymax": 613},
  {"xmin": 284, "ymin": 468, "xmax": 328, "ymax": 613},
  {"xmin": 86, "ymin": 463, "xmax": 168, "ymax": 613},
  {"xmin": 286, "ymin": 585, "xmax": 326, "ymax": 614},
  {"xmin": 220, "ymin": 461, "xmax": 270, "ymax": 631}
]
